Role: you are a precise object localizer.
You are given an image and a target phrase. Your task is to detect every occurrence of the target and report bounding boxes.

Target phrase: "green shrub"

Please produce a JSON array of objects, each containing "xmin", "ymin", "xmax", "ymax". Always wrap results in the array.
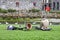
[
  {"xmin": 1, "ymin": 10, "xmax": 8, "ymax": 13},
  {"xmin": 0, "ymin": 8, "xmax": 16, "ymax": 13},
  {"xmin": 29, "ymin": 8, "xmax": 40, "ymax": 13},
  {"xmin": 0, "ymin": 17, "xmax": 31, "ymax": 23},
  {"xmin": 0, "ymin": 17, "xmax": 3, "ymax": 20},
  {"xmin": 0, "ymin": 8, "xmax": 1, "ymax": 9},
  {"xmin": 0, "ymin": 8, "xmax": 8, "ymax": 13},
  {"xmin": 24, "ymin": 18, "xmax": 30, "ymax": 22},
  {"xmin": 8, "ymin": 9, "xmax": 16, "ymax": 12},
  {"xmin": 50, "ymin": 11, "xmax": 60, "ymax": 14}
]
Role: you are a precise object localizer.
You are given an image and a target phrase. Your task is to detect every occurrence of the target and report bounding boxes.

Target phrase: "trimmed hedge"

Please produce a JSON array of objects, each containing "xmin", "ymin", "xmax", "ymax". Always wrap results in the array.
[
  {"xmin": 8, "ymin": 9, "xmax": 16, "ymax": 12},
  {"xmin": 0, "ymin": 17, "xmax": 31, "ymax": 23},
  {"xmin": 0, "ymin": 8, "xmax": 16, "ymax": 13},
  {"xmin": 0, "ymin": 8, "xmax": 8, "ymax": 13},
  {"xmin": 50, "ymin": 11, "xmax": 60, "ymax": 14},
  {"xmin": 29, "ymin": 8, "xmax": 40, "ymax": 13}
]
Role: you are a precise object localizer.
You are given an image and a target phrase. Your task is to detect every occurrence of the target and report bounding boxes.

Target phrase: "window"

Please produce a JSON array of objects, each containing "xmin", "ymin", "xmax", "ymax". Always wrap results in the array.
[
  {"xmin": 46, "ymin": 0, "xmax": 49, "ymax": 3},
  {"xmin": 57, "ymin": 2, "xmax": 59, "ymax": 10},
  {"xmin": 53, "ymin": 2, "xmax": 55, "ymax": 10}
]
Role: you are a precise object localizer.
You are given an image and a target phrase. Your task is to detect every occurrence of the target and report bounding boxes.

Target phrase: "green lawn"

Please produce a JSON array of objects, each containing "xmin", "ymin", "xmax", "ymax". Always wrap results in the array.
[{"xmin": 0, "ymin": 24, "xmax": 60, "ymax": 40}]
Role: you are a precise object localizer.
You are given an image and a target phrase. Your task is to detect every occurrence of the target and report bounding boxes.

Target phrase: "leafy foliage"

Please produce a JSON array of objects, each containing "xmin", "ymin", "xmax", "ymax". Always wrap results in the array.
[
  {"xmin": 0, "ymin": 17, "xmax": 31, "ymax": 23},
  {"xmin": 29, "ymin": 8, "xmax": 40, "ymax": 13},
  {"xmin": 0, "ymin": 8, "xmax": 16, "ymax": 13},
  {"xmin": 0, "ymin": 8, "xmax": 8, "ymax": 13},
  {"xmin": 8, "ymin": 9, "xmax": 16, "ymax": 12}
]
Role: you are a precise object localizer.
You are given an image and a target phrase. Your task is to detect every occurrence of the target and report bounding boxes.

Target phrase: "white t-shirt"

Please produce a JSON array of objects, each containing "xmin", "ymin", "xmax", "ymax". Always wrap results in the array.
[{"xmin": 41, "ymin": 18, "xmax": 49, "ymax": 27}]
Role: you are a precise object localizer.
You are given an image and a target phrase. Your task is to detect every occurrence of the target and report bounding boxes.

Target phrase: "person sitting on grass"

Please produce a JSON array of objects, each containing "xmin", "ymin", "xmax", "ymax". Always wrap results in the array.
[
  {"xmin": 40, "ymin": 18, "xmax": 51, "ymax": 31},
  {"xmin": 36, "ymin": 16, "xmax": 51, "ymax": 31}
]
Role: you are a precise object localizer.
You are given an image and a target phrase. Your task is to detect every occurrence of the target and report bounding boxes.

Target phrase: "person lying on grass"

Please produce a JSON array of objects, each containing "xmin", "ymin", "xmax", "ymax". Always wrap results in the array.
[
  {"xmin": 7, "ymin": 23, "xmax": 32, "ymax": 30},
  {"xmin": 7, "ymin": 25, "xmax": 17, "ymax": 30},
  {"xmin": 23, "ymin": 22, "xmax": 32, "ymax": 31},
  {"xmin": 26, "ymin": 23, "xmax": 32, "ymax": 30}
]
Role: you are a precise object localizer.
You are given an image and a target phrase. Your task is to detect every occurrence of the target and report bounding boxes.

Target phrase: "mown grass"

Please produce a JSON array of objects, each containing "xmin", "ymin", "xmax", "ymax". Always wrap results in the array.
[{"xmin": 0, "ymin": 24, "xmax": 60, "ymax": 40}]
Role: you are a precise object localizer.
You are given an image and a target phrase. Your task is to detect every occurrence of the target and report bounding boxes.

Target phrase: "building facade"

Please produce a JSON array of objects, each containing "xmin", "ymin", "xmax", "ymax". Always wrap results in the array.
[
  {"xmin": 42, "ymin": 0, "xmax": 60, "ymax": 11},
  {"xmin": 0, "ymin": 0, "xmax": 60, "ymax": 10},
  {"xmin": 0, "ymin": 0, "xmax": 42, "ymax": 10}
]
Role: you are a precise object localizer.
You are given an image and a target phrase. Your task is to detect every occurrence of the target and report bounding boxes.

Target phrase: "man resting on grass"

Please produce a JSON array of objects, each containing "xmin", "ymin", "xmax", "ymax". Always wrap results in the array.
[
  {"xmin": 24, "ymin": 22, "xmax": 32, "ymax": 31},
  {"xmin": 40, "ymin": 18, "xmax": 51, "ymax": 31},
  {"xmin": 36, "ymin": 17, "xmax": 51, "ymax": 31},
  {"xmin": 26, "ymin": 23, "xmax": 32, "ymax": 30},
  {"xmin": 7, "ymin": 25, "xmax": 17, "ymax": 30}
]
